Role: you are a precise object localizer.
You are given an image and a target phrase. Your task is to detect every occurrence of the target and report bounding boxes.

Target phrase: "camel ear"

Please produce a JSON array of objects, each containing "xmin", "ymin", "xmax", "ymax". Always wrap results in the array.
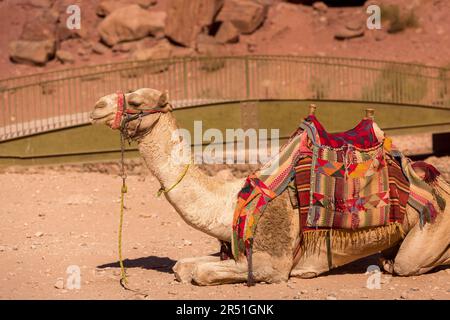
[
  {"xmin": 160, "ymin": 102, "xmax": 173, "ymax": 113},
  {"xmin": 157, "ymin": 90, "xmax": 169, "ymax": 107},
  {"xmin": 127, "ymin": 93, "xmax": 144, "ymax": 106}
]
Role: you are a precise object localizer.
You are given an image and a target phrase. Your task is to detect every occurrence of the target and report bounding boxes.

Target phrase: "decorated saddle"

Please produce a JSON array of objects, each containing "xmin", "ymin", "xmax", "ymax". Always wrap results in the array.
[
  {"xmin": 231, "ymin": 112, "xmax": 446, "ymax": 284},
  {"xmin": 297, "ymin": 115, "xmax": 408, "ymax": 230}
]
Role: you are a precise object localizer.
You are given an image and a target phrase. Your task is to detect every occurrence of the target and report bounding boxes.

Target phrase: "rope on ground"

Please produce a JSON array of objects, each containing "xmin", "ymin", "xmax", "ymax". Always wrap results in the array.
[{"xmin": 117, "ymin": 131, "xmax": 150, "ymax": 298}]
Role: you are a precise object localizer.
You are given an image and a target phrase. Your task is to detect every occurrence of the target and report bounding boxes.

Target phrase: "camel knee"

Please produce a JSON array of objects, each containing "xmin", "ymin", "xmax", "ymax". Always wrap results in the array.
[
  {"xmin": 393, "ymin": 261, "xmax": 420, "ymax": 276},
  {"xmin": 393, "ymin": 252, "xmax": 443, "ymax": 276},
  {"xmin": 251, "ymin": 255, "xmax": 291, "ymax": 283},
  {"xmin": 393, "ymin": 264, "xmax": 412, "ymax": 276},
  {"xmin": 260, "ymin": 268, "xmax": 289, "ymax": 283}
]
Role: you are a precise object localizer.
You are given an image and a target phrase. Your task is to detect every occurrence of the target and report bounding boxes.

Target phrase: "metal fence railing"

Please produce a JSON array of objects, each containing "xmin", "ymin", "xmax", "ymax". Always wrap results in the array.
[{"xmin": 0, "ymin": 55, "xmax": 449, "ymax": 141}]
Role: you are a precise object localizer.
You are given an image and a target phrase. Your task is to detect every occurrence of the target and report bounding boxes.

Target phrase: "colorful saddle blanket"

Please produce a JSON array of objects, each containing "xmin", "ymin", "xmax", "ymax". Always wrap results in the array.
[
  {"xmin": 299, "ymin": 115, "xmax": 401, "ymax": 229},
  {"xmin": 232, "ymin": 115, "xmax": 445, "ymax": 261},
  {"xmin": 295, "ymin": 153, "xmax": 410, "ymax": 231}
]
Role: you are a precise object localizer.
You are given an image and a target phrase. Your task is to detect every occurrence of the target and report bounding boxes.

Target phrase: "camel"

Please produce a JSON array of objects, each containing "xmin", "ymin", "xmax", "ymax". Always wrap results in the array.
[{"xmin": 90, "ymin": 88, "xmax": 450, "ymax": 286}]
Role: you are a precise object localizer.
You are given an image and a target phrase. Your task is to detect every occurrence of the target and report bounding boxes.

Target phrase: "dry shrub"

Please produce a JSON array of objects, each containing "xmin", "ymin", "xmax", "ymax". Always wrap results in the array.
[{"xmin": 381, "ymin": 4, "xmax": 419, "ymax": 33}]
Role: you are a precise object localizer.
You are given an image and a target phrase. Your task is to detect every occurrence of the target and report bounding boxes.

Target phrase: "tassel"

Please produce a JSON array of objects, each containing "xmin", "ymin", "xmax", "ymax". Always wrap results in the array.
[
  {"xmin": 432, "ymin": 188, "xmax": 446, "ymax": 211},
  {"xmin": 418, "ymin": 203, "xmax": 437, "ymax": 227},
  {"xmin": 412, "ymin": 161, "xmax": 441, "ymax": 184},
  {"xmin": 418, "ymin": 208, "xmax": 425, "ymax": 228},
  {"xmin": 246, "ymin": 244, "xmax": 255, "ymax": 287}
]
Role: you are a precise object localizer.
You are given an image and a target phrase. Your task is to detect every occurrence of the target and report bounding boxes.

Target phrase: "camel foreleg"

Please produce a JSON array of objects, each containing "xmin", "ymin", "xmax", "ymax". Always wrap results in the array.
[
  {"xmin": 173, "ymin": 255, "xmax": 220, "ymax": 283},
  {"xmin": 191, "ymin": 251, "xmax": 292, "ymax": 286},
  {"xmin": 393, "ymin": 208, "xmax": 450, "ymax": 276}
]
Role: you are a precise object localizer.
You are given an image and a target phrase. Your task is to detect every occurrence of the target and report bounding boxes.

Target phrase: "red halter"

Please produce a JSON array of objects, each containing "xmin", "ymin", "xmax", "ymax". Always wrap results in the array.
[{"xmin": 111, "ymin": 91, "xmax": 169, "ymax": 130}]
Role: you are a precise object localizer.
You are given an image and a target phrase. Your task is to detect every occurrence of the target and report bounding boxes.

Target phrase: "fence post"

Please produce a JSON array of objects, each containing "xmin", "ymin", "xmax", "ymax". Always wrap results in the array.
[
  {"xmin": 245, "ymin": 56, "xmax": 250, "ymax": 99},
  {"xmin": 183, "ymin": 57, "xmax": 188, "ymax": 99}
]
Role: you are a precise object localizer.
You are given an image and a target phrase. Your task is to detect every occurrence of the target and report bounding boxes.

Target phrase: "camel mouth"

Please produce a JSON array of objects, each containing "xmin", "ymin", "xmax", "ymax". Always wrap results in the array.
[{"xmin": 90, "ymin": 112, "xmax": 113, "ymax": 124}]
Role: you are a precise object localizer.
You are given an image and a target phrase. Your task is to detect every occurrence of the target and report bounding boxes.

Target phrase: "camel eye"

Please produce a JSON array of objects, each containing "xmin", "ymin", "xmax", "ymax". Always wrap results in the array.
[
  {"xmin": 128, "ymin": 100, "xmax": 141, "ymax": 106},
  {"xmin": 128, "ymin": 93, "xmax": 144, "ymax": 106}
]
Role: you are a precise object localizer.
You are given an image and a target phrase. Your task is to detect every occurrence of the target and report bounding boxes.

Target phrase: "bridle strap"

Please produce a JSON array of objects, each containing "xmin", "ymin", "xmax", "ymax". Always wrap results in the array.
[
  {"xmin": 112, "ymin": 92, "xmax": 125, "ymax": 130},
  {"xmin": 112, "ymin": 91, "xmax": 171, "ymax": 133}
]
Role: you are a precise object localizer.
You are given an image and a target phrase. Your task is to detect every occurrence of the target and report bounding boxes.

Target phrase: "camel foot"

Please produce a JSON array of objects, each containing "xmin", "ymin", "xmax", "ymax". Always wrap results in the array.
[
  {"xmin": 173, "ymin": 256, "xmax": 220, "ymax": 283},
  {"xmin": 379, "ymin": 257, "xmax": 395, "ymax": 274},
  {"xmin": 191, "ymin": 252, "xmax": 292, "ymax": 286},
  {"xmin": 192, "ymin": 259, "xmax": 248, "ymax": 286}
]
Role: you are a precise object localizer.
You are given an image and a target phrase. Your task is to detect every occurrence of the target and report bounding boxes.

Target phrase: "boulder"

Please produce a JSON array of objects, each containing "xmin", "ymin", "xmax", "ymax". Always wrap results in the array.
[
  {"xmin": 97, "ymin": 0, "xmax": 157, "ymax": 16},
  {"xmin": 334, "ymin": 18, "xmax": 365, "ymax": 41},
  {"xmin": 56, "ymin": 22, "xmax": 88, "ymax": 42},
  {"xmin": 77, "ymin": 47, "xmax": 90, "ymax": 57},
  {"xmin": 374, "ymin": 32, "xmax": 387, "ymax": 41},
  {"xmin": 135, "ymin": 0, "xmax": 158, "ymax": 7},
  {"xmin": 196, "ymin": 34, "xmax": 226, "ymax": 55},
  {"xmin": 129, "ymin": 40, "xmax": 173, "ymax": 74},
  {"xmin": 247, "ymin": 42, "xmax": 257, "ymax": 53},
  {"xmin": 98, "ymin": 4, "xmax": 166, "ymax": 46},
  {"xmin": 172, "ymin": 46, "xmax": 195, "ymax": 57},
  {"xmin": 131, "ymin": 39, "xmax": 172, "ymax": 61},
  {"xmin": 216, "ymin": 0, "xmax": 268, "ymax": 34},
  {"xmin": 56, "ymin": 50, "xmax": 75, "ymax": 64},
  {"xmin": 165, "ymin": 0, "xmax": 224, "ymax": 47},
  {"xmin": 312, "ymin": 1, "xmax": 327, "ymax": 13},
  {"xmin": 20, "ymin": 10, "xmax": 58, "ymax": 42},
  {"xmin": 334, "ymin": 27, "xmax": 364, "ymax": 40},
  {"xmin": 92, "ymin": 42, "xmax": 109, "ymax": 55},
  {"xmin": 345, "ymin": 19, "xmax": 364, "ymax": 31},
  {"xmin": 196, "ymin": 35, "xmax": 227, "ymax": 72},
  {"xmin": 97, "ymin": 1, "xmax": 125, "ymax": 16},
  {"xmin": 9, "ymin": 40, "xmax": 56, "ymax": 66},
  {"xmin": 112, "ymin": 42, "xmax": 135, "ymax": 53},
  {"xmin": 215, "ymin": 21, "xmax": 239, "ymax": 44},
  {"xmin": 26, "ymin": 0, "xmax": 54, "ymax": 8},
  {"xmin": 54, "ymin": 278, "xmax": 64, "ymax": 289}
]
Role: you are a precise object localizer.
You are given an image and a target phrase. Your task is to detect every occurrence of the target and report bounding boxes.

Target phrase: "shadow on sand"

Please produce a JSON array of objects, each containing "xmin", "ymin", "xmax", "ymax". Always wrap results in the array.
[
  {"xmin": 97, "ymin": 256, "xmax": 176, "ymax": 274},
  {"xmin": 97, "ymin": 253, "xmax": 448, "ymax": 278},
  {"xmin": 325, "ymin": 253, "xmax": 449, "ymax": 276}
]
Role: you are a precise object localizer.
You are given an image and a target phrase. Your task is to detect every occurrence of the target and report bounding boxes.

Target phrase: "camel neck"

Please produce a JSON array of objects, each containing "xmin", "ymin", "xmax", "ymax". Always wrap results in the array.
[{"xmin": 136, "ymin": 113, "xmax": 241, "ymax": 241}]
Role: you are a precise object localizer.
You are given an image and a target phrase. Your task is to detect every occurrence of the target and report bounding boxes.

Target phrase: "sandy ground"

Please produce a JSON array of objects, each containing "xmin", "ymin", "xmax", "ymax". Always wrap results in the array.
[{"xmin": 0, "ymin": 168, "xmax": 449, "ymax": 300}]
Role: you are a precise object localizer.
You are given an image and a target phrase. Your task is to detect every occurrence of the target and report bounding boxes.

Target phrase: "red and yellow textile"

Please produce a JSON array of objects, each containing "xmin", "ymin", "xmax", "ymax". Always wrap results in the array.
[
  {"xmin": 232, "ymin": 115, "xmax": 445, "ymax": 262},
  {"xmin": 307, "ymin": 143, "xmax": 391, "ymax": 229},
  {"xmin": 231, "ymin": 127, "xmax": 307, "ymax": 259},
  {"xmin": 295, "ymin": 154, "xmax": 410, "ymax": 231}
]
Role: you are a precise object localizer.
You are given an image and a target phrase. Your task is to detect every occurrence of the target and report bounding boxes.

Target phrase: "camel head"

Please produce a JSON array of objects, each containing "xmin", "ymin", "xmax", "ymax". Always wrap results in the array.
[{"xmin": 90, "ymin": 88, "xmax": 173, "ymax": 138}]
